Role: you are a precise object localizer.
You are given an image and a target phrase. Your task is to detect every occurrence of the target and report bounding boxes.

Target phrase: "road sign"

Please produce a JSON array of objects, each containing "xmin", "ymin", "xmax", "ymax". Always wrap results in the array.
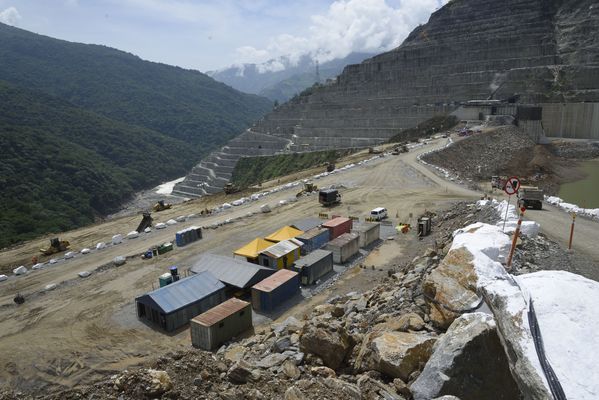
[{"xmin": 504, "ymin": 176, "xmax": 521, "ymax": 195}]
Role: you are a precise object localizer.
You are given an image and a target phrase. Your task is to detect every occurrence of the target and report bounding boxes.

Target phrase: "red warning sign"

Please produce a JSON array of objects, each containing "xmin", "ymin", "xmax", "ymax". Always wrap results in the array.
[{"xmin": 504, "ymin": 176, "xmax": 521, "ymax": 196}]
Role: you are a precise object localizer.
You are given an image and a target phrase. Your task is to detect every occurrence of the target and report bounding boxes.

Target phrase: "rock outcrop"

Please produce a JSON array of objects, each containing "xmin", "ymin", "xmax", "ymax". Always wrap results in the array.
[{"xmin": 174, "ymin": 0, "xmax": 599, "ymax": 197}]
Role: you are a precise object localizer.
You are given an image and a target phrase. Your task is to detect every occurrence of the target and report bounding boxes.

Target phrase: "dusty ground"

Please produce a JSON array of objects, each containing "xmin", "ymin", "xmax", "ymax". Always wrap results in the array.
[
  {"xmin": 0, "ymin": 138, "xmax": 479, "ymax": 393},
  {"xmin": 1, "ymin": 134, "xmax": 597, "ymax": 396}
]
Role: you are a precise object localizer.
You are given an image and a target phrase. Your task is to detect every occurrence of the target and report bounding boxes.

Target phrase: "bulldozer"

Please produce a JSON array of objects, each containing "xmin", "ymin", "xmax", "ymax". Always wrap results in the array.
[
  {"xmin": 296, "ymin": 182, "xmax": 318, "ymax": 197},
  {"xmin": 152, "ymin": 200, "xmax": 172, "ymax": 212},
  {"xmin": 40, "ymin": 238, "xmax": 70, "ymax": 256},
  {"xmin": 224, "ymin": 182, "xmax": 240, "ymax": 195},
  {"xmin": 136, "ymin": 212, "xmax": 153, "ymax": 233}
]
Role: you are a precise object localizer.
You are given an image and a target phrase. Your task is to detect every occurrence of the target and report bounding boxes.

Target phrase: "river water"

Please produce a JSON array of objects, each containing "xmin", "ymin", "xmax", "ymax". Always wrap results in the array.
[{"xmin": 558, "ymin": 159, "xmax": 599, "ymax": 208}]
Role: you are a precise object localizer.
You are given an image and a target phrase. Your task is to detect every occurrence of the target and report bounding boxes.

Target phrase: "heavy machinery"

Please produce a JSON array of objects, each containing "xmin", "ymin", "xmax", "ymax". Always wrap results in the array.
[
  {"xmin": 296, "ymin": 182, "xmax": 318, "ymax": 197},
  {"xmin": 325, "ymin": 163, "xmax": 336, "ymax": 173},
  {"xmin": 152, "ymin": 200, "xmax": 172, "ymax": 212},
  {"xmin": 136, "ymin": 212, "xmax": 153, "ymax": 233},
  {"xmin": 391, "ymin": 144, "xmax": 409, "ymax": 155},
  {"xmin": 518, "ymin": 186, "xmax": 544, "ymax": 210},
  {"xmin": 368, "ymin": 147, "xmax": 383, "ymax": 154},
  {"xmin": 40, "ymin": 238, "xmax": 70, "ymax": 256},
  {"xmin": 319, "ymin": 188, "xmax": 341, "ymax": 207},
  {"xmin": 223, "ymin": 182, "xmax": 240, "ymax": 195}
]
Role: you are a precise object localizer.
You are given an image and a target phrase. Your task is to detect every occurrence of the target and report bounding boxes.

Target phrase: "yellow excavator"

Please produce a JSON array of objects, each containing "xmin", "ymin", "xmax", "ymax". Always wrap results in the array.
[
  {"xmin": 152, "ymin": 200, "xmax": 172, "ymax": 212},
  {"xmin": 40, "ymin": 238, "xmax": 70, "ymax": 256},
  {"xmin": 296, "ymin": 182, "xmax": 318, "ymax": 197}
]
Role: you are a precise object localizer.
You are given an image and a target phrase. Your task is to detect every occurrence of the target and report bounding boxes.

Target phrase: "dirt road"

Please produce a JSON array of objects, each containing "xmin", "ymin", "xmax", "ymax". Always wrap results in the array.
[{"xmin": 0, "ymin": 136, "xmax": 596, "ymax": 393}]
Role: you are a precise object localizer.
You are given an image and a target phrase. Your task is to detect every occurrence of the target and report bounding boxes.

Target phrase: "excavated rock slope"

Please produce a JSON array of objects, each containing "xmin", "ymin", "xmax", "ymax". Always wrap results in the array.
[{"xmin": 174, "ymin": 0, "xmax": 599, "ymax": 197}]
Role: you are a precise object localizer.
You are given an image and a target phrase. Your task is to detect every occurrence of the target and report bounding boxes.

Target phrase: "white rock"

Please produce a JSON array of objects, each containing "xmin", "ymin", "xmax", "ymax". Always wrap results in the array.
[
  {"xmin": 64, "ymin": 251, "xmax": 76, "ymax": 259},
  {"xmin": 144, "ymin": 227, "xmax": 152, "ymax": 233},
  {"xmin": 113, "ymin": 256, "xmax": 126, "ymax": 266},
  {"xmin": 32, "ymin": 263, "xmax": 45, "ymax": 270},
  {"xmin": 261, "ymin": 204, "xmax": 271, "ymax": 213},
  {"xmin": 176, "ymin": 215, "xmax": 186, "ymax": 222},
  {"xmin": 155, "ymin": 223, "xmax": 167, "ymax": 229},
  {"xmin": 44, "ymin": 283, "xmax": 57, "ymax": 291},
  {"xmin": 80, "ymin": 248, "xmax": 91, "ymax": 254},
  {"xmin": 49, "ymin": 259, "xmax": 57, "ymax": 264},
  {"xmin": 166, "ymin": 219, "xmax": 177, "ymax": 225},
  {"xmin": 0, "ymin": 274, "xmax": 7, "ymax": 282},
  {"xmin": 187, "ymin": 213, "xmax": 197, "ymax": 219},
  {"xmin": 232, "ymin": 200, "xmax": 244, "ymax": 206},
  {"xmin": 96, "ymin": 242, "xmax": 106, "ymax": 250},
  {"xmin": 78, "ymin": 271, "xmax": 91, "ymax": 278},
  {"xmin": 112, "ymin": 234, "xmax": 123, "ymax": 244},
  {"xmin": 222, "ymin": 203, "xmax": 232, "ymax": 209},
  {"xmin": 279, "ymin": 200, "xmax": 288, "ymax": 206},
  {"xmin": 127, "ymin": 230, "xmax": 139, "ymax": 239},
  {"xmin": 13, "ymin": 266, "xmax": 27, "ymax": 275}
]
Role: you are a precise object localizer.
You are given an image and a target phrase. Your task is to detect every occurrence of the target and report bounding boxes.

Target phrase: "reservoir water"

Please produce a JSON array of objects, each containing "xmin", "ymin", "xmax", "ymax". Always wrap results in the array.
[{"xmin": 558, "ymin": 159, "xmax": 599, "ymax": 208}]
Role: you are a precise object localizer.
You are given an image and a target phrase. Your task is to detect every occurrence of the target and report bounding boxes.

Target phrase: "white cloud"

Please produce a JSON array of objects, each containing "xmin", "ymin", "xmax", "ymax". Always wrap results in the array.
[
  {"xmin": 0, "ymin": 6, "xmax": 22, "ymax": 26},
  {"xmin": 233, "ymin": 0, "xmax": 448, "ymax": 69}
]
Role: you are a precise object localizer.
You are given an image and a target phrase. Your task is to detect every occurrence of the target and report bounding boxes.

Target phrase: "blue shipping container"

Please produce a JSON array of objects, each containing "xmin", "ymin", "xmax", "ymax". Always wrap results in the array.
[
  {"xmin": 297, "ymin": 228, "xmax": 330, "ymax": 255},
  {"xmin": 252, "ymin": 271, "xmax": 300, "ymax": 312}
]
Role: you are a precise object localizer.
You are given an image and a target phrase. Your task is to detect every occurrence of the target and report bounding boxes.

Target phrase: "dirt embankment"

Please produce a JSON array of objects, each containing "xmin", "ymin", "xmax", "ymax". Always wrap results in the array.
[{"xmin": 422, "ymin": 126, "xmax": 591, "ymax": 194}]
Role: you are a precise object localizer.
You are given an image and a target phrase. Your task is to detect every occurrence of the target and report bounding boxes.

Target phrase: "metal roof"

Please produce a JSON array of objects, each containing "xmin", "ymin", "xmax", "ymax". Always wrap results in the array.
[
  {"xmin": 265, "ymin": 226, "xmax": 304, "ymax": 243},
  {"xmin": 261, "ymin": 239, "xmax": 301, "ymax": 259},
  {"xmin": 297, "ymin": 227, "xmax": 329, "ymax": 240},
  {"xmin": 328, "ymin": 232, "xmax": 359, "ymax": 247},
  {"xmin": 322, "ymin": 217, "xmax": 351, "ymax": 228},
  {"xmin": 294, "ymin": 249, "xmax": 333, "ymax": 268},
  {"xmin": 352, "ymin": 221, "xmax": 380, "ymax": 232},
  {"xmin": 233, "ymin": 238, "xmax": 273, "ymax": 259},
  {"xmin": 291, "ymin": 218, "xmax": 322, "ymax": 232},
  {"xmin": 190, "ymin": 253, "xmax": 275, "ymax": 289},
  {"xmin": 252, "ymin": 269, "xmax": 298, "ymax": 293},
  {"xmin": 192, "ymin": 298, "xmax": 250, "ymax": 327},
  {"xmin": 135, "ymin": 271, "xmax": 225, "ymax": 314}
]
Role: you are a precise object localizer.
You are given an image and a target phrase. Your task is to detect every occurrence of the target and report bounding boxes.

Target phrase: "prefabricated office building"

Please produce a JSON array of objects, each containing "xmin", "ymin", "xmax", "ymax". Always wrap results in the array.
[
  {"xmin": 326, "ymin": 232, "xmax": 360, "ymax": 263},
  {"xmin": 190, "ymin": 298, "xmax": 252, "ymax": 350},
  {"xmin": 351, "ymin": 222, "xmax": 380, "ymax": 248},
  {"xmin": 292, "ymin": 249, "xmax": 333, "ymax": 285},
  {"xmin": 135, "ymin": 271, "xmax": 226, "ymax": 332}
]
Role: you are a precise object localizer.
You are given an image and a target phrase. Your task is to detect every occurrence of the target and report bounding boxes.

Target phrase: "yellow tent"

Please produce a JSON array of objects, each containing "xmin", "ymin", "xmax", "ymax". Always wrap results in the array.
[
  {"xmin": 234, "ymin": 238, "xmax": 273, "ymax": 260},
  {"xmin": 265, "ymin": 226, "xmax": 304, "ymax": 243}
]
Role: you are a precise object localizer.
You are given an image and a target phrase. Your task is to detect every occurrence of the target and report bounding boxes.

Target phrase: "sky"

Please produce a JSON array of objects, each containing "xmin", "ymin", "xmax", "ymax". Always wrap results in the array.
[{"xmin": 0, "ymin": 0, "xmax": 448, "ymax": 72}]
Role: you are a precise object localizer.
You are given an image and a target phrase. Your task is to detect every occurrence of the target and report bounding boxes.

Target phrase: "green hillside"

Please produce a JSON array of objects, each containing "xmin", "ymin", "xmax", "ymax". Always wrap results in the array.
[
  {"xmin": 0, "ymin": 23, "xmax": 273, "ymax": 248},
  {"xmin": 0, "ymin": 22, "xmax": 271, "ymax": 148},
  {"xmin": 0, "ymin": 81, "xmax": 201, "ymax": 248}
]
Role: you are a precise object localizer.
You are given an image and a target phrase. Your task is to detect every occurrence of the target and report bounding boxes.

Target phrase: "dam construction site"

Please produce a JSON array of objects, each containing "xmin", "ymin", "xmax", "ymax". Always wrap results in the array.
[{"xmin": 1, "ymin": 0, "xmax": 599, "ymax": 399}]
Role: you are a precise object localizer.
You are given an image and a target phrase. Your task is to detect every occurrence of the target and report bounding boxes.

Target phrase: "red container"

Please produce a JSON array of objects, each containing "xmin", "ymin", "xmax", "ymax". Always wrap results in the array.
[{"xmin": 322, "ymin": 217, "xmax": 353, "ymax": 240}]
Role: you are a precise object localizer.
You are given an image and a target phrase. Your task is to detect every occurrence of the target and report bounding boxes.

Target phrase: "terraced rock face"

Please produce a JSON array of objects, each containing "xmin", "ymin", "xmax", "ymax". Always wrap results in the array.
[{"xmin": 173, "ymin": 0, "xmax": 599, "ymax": 197}]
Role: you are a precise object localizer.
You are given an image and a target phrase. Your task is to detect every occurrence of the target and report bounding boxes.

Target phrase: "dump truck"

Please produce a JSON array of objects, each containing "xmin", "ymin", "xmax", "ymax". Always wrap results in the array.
[
  {"xmin": 136, "ymin": 212, "xmax": 153, "ymax": 233},
  {"xmin": 152, "ymin": 200, "xmax": 172, "ymax": 212},
  {"xmin": 40, "ymin": 238, "xmax": 70, "ymax": 256},
  {"xmin": 518, "ymin": 186, "xmax": 544, "ymax": 210},
  {"xmin": 319, "ymin": 189, "xmax": 341, "ymax": 207}
]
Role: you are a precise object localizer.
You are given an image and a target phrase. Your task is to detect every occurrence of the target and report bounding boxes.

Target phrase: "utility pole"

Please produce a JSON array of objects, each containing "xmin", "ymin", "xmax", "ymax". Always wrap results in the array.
[{"xmin": 315, "ymin": 59, "xmax": 320, "ymax": 84}]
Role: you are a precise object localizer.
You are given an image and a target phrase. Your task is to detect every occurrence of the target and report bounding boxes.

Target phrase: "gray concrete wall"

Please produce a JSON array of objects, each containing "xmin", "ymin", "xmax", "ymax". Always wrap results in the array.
[{"xmin": 542, "ymin": 103, "xmax": 599, "ymax": 140}]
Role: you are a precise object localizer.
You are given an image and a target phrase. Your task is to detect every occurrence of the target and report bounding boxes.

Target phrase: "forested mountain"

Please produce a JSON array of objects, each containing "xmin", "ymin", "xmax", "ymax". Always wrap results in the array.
[
  {"xmin": 209, "ymin": 52, "xmax": 373, "ymax": 102},
  {"xmin": 0, "ymin": 23, "xmax": 272, "ymax": 248}
]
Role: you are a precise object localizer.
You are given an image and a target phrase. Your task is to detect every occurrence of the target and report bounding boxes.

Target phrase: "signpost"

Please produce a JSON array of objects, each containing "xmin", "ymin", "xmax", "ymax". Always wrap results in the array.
[
  {"xmin": 502, "ymin": 176, "xmax": 521, "ymax": 232},
  {"xmin": 506, "ymin": 206, "xmax": 526, "ymax": 270}
]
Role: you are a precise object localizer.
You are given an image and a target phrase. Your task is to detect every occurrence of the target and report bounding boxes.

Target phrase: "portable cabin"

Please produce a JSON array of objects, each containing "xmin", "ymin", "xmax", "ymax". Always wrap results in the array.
[
  {"xmin": 190, "ymin": 298, "xmax": 252, "ymax": 350},
  {"xmin": 190, "ymin": 254, "xmax": 276, "ymax": 294},
  {"xmin": 296, "ymin": 227, "xmax": 330, "ymax": 255},
  {"xmin": 264, "ymin": 226, "xmax": 304, "ymax": 243},
  {"xmin": 322, "ymin": 217, "xmax": 353, "ymax": 240},
  {"xmin": 326, "ymin": 232, "xmax": 360, "ymax": 263},
  {"xmin": 233, "ymin": 238, "xmax": 273, "ymax": 263},
  {"xmin": 135, "ymin": 271, "xmax": 226, "ymax": 332},
  {"xmin": 175, "ymin": 226, "xmax": 202, "ymax": 247},
  {"xmin": 292, "ymin": 249, "xmax": 334, "ymax": 285},
  {"xmin": 291, "ymin": 218, "xmax": 322, "ymax": 232},
  {"xmin": 251, "ymin": 269, "xmax": 300, "ymax": 312},
  {"xmin": 258, "ymin": 239, "xmax": 302, "ymax": 269},
  {"xmin": 351, "ymin": 222, "xmax": 381, "ymax": 248}
]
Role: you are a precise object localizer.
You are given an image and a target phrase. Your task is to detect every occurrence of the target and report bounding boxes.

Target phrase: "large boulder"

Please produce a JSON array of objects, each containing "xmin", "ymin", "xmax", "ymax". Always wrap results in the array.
[
  {"xmin": 299, "ymin": 323, "xmax": 352, "ymax": 369},
  {"xmin": 411, "ymin": 312, "xmax": 521, "ymax": 400},
  {"xmin": 356, "ymin": 331, "xmax": 436, "ymax": 381},
  {"xmin": 422, "ymin": 247, "xmax": 480, "ymax": 329}
]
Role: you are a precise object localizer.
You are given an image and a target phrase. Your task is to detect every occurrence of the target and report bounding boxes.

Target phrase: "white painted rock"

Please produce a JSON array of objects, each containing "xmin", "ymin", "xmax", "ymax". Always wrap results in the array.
[
  {"xmin": 80, "ymin": 248, "xmax": 91, "ymax": 254},
  {"xmin": 222, "ymin": 203, "xmax": 232, "ymax": 209},
  {"xmin": 0, "ymin": 274, "xmax": 7, "ymax": 282},
  {"xmin": 13, "ymin": 266, "xmax": 27, "ymax": 275},
  {"xmin": 166, "ymin": 219, "xmax": 177, "ymax": 225},
  {"xmin": 127, "ymin": 231, "xmax": 139, "ymax": 239},
  {"xmin": 96, "ymin": 242, "xmax": 106, "ymax": 250},
  {"xmin": 176, "ymin": 215, "xmax": 186, "ymax": 222},
  {"xmin": 113, "ymin": 256, "xmax": 126, "ymax": 266},
  {"xmin": 78, "ymin": 271, "xmax": 91, "ymax": 278},
  {"xmin": 49, "ymin": 259, "xmax": 57, "ymax": 264},
  {"xmin": 260, "ymin": 204, "xmax": 271, "ymax": 213},
  {"xmin": 44, "ymin": 283, "xmax": 57, "ymax": 291},
  {"xmin": 64, "ymin": 251, "xmax": 76, "ymax": 259},
  {"xmin": 32, "ymin": 263, "xmax": 45, "ymax": 270},
  {"xmin": 112, "ymin": 234, "xmax": 123, "ymax": 244},
  {"xmin": 155, "ymin": 223, "xmax": 166, "ymax": 229},
  {"xmin": 144, "ymin": 227, "xmax": 152, "ymax": 233}
]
